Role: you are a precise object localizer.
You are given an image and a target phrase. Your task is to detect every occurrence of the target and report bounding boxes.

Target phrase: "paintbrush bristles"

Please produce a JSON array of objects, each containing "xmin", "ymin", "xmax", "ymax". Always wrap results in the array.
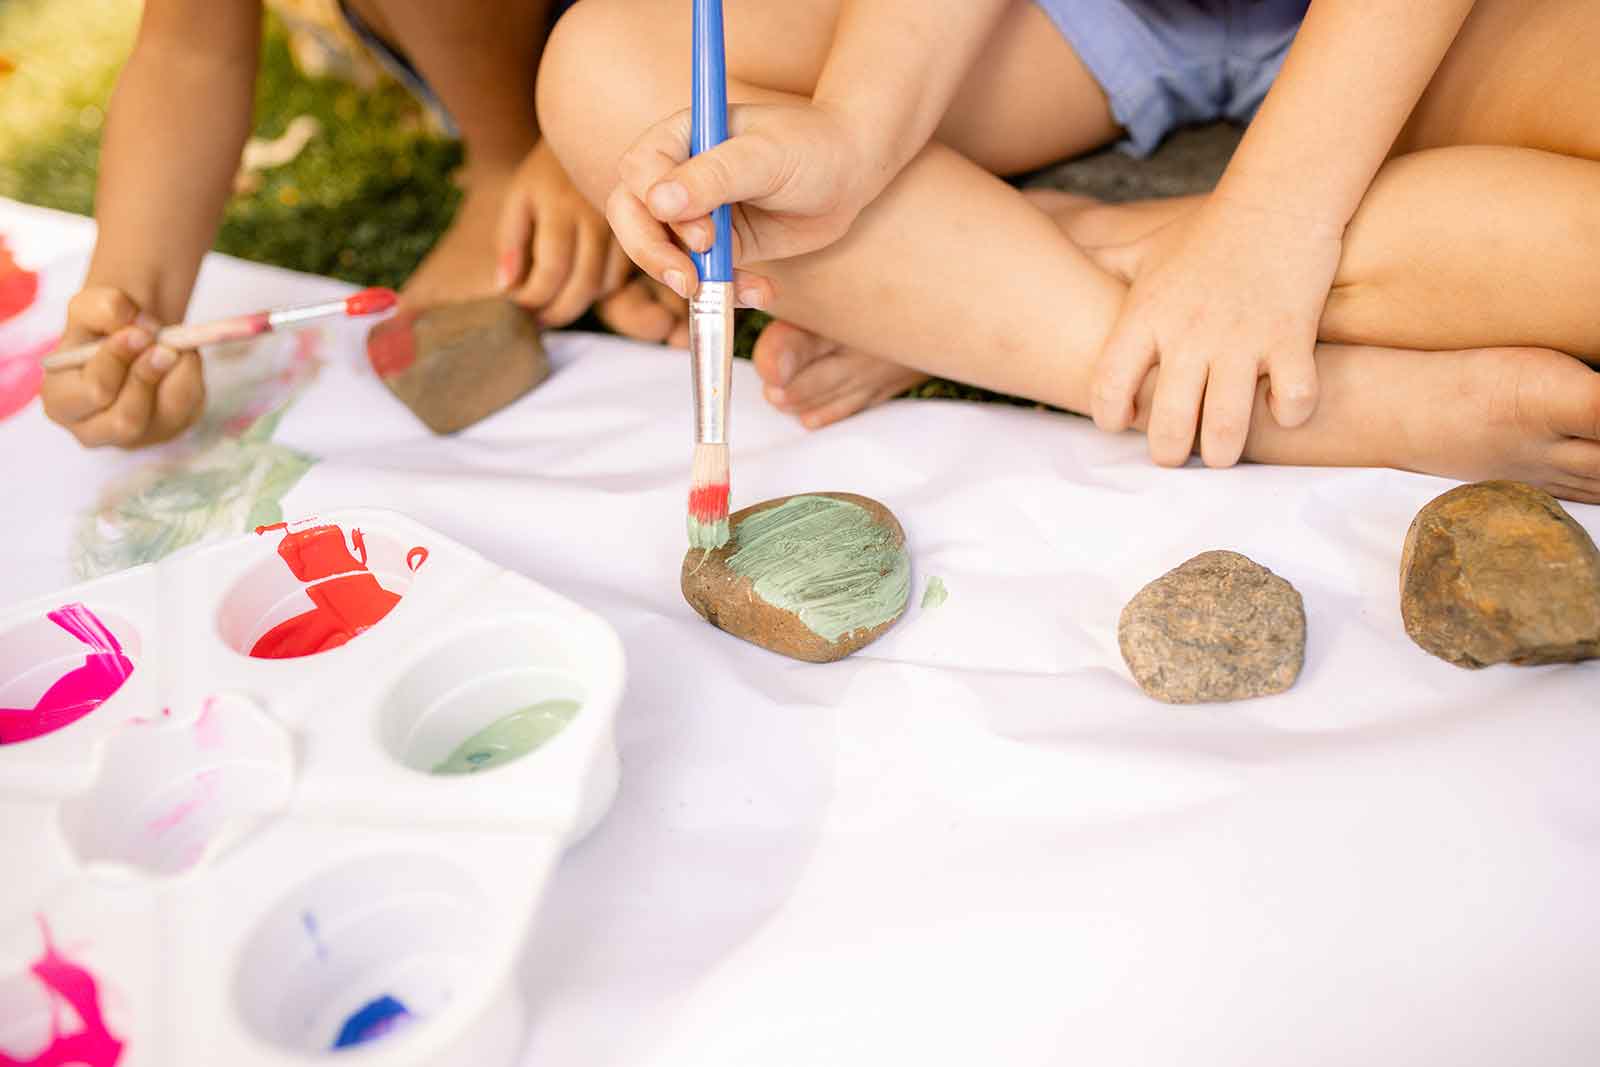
[{"xmin": 687, "ymin": 443, "xmax": 731, "ymax": 549}]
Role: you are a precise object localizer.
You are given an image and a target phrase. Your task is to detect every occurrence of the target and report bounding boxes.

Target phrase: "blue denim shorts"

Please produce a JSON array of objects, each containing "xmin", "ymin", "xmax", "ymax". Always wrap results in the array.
[{"xmin": 1035, "ymin": 0, "xmax": 1309, "ymax": 157}]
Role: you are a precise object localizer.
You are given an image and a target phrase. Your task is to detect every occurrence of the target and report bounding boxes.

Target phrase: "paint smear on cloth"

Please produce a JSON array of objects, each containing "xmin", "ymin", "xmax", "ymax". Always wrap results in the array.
[{"xmin": 726, "ymin": 495, "xmax": 910, "ymax": 643}]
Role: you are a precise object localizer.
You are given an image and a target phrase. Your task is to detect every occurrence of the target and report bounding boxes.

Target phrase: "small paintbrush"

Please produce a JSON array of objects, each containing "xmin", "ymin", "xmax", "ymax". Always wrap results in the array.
[
  {"xmin": 41, "ymin": 287, "xmax": 398, "ymax": 371},
  {"xmin": 686, "ymin": 0, "xmax": 734, "ymax": 550}
]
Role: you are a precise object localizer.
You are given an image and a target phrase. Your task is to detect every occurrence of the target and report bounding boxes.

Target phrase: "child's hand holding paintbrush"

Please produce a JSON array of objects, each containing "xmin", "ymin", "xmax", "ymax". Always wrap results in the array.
[{"xmin": 41, "ymin": 286, "xmax": 396, "ymax": 448}]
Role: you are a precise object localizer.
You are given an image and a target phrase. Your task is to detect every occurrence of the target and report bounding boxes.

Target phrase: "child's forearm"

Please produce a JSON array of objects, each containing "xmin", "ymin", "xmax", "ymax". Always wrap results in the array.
[
  {"xmin": 1216, "ymin": 0, "xmax": 1475, "ymax": 228},
  {"xmin": 86, "ymin": 2, "xmax": 261, "ymax": 323},
  {"xmin": 811, "ymin": 0, "xmax": 1010, "ymax": 198}
]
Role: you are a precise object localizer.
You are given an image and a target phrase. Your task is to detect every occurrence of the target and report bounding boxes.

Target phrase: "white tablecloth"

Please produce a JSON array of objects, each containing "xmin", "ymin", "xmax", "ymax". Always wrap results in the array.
[{"xmin": 2, "ymin": 198, "xmax": 1596, "ymax": 1066}]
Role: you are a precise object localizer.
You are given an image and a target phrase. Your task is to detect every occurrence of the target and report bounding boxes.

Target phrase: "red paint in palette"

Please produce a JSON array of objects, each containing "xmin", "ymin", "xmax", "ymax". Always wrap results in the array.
[
  {"xmin": 248, "ymin": 524, "xmax": 408, "ymax": 659},
  {"xmin": 0, "ymin": 237, "xmax": 39, "ymax": 325},
  {"xmin": 688, "ymin": 482, "xmax": 730, "ymax": 524},
  {"xmin": 0, "ymin": 918, "xmax": 124, "ymax": 1067}
]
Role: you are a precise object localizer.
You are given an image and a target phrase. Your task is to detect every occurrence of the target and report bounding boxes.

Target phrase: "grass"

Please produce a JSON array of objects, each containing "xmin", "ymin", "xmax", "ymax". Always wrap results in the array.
[{"xmin": 0, "ymin": 0, "xmax": 1028, "ymax": 403}]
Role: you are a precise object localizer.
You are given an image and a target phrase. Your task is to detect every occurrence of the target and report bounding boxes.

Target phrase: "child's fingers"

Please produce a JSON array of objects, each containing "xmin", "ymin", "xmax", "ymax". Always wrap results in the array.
[
  {"xmin": 644, "ymin": 137, "xmax": 785, "ymax": 227},
  {"xmin": 595, "ymin": 277, "xmax": 678, "ymax": 344},
  {"xmin": 617, "ymin": 108, "xmax": 693, "ymax": 204},
  {"xmin": 1266, "ymin": 340, "xmax": 1319, "ymax": 428},
  {"xmin": 66, "ymin": 287, "xmax": 148, "ymax": 336},
  {"xmin": 605, "ymin": 185, "xmax": 699, "ymax": 300},
  {"xmin": 147, "ymin": 349, "xmax": 205, "ymax": 444},
  {"xmin": 516, "ymin": 218, "xmax": 577, "ymax": 310},
  {"xmin": 494, "ymin": 192, "xmax": 533, "ymax": 292},
  {"xmin": 1145, "ymin": 354, "xmax": 1208, "ymax": 468},
  {"xmin": 69, "ymin": 343, "xmax": 169, "ymax": 447},
  {"xmin": 1091, "ymin": 316, "xmax": 1157, "ymax": 433},
  {"xmin": 41, "ymin": 326, "xmax": 152, "ymax": 422},
  {"xmin": 733, "ymin": 271, "xmax": 773, "ymax": 310},
  {"xmin": 541, "ymin": 226, "xmax": 609, "ymax": 327},
  {"xmin": 1198, "ymin": 357, "xmax": 1261, "ymax": 469},
  {"xmin": 601, "ymin": 240, "xmax": 632, "ymax": 297}
]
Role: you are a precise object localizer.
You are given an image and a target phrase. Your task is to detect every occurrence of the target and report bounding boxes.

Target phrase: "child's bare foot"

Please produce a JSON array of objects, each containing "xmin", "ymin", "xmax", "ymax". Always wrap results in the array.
[
  {"xmin": 400, "ymin": 168, "xmax": 511, "ymax": 308},
  {"xmin": 1240, "ymin": 344, "xmax": 1600, "ymax": 503},
  {"xmin": 751, "ymin": 319, "xmax": 929, "ymax": 429}
]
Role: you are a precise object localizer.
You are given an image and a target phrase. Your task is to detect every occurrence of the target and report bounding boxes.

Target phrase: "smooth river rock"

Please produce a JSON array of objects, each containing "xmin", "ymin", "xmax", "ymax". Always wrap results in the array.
[
  {"xmin": 1118, "ymin": 550, "xmax": 1306, "ymax": 704},
  {"xmin": 1399, "ymin": 480, "xmax": 1600, "ymax": 668},
  {"xmin": 681, "ymin": 492, "xmax": 911, "ymax": 663},
  {"xmin": 367, "ymin": 297, "xmax": 549, "ymax": 434}
]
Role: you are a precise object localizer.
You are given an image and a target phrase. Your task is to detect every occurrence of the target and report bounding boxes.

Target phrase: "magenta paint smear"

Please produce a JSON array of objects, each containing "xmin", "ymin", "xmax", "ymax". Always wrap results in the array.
[
  {"xmin": 191, "ymin": 697, "xmax": 223, "ymax": 750},
  {"xmin": 0, "ymin": 605, "xmax": 133, "ymax": 745},
  {"xmin": 0, "ymin": 336, "xmax": 55, "ymax": 422},
  {"xmin": 0, "ymin": 918, "xmax": 124, "ymax": 1067},
  {"xmin": 145, "ymin": 768, "xmax": 220, "ymax": 836}
]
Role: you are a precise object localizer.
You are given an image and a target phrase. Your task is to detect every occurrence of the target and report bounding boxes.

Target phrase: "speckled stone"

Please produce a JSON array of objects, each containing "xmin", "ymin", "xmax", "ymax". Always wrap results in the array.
[
  {"xmin": 1399, "ymin": 480, "xmax": 1600, "ymax": 668},
  {"xmin": 1118, "ymin": 550, "xmax": 1305, "ymax": 704},
  {"xmin": 367, "ymin": 297, "xmax": 549, "ymax": 434}
]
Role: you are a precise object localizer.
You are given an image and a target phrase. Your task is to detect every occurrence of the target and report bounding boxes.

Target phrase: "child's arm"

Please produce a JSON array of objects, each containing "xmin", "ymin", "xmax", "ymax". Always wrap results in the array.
[
  {"xmin": 1090, "ymin": 0, "xmax": 1477, "ymax": 469},
  {"xmin": 605, "ymin": 0, "xmax": 1012, "ymax": 302},
  {"xmin": 41, "ymin": 0, "xmax": 261, "ymax": 448}
]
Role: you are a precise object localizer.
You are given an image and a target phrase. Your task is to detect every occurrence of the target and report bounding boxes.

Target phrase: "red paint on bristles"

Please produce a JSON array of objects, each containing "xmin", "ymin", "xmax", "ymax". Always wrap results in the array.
[
  {"xmin": 688, "ymin": 482, "xmax": 730, "ymax": 523},
  {"xmin": 344, "ymin": 287, "xmax": 399, "ymax": 317}
]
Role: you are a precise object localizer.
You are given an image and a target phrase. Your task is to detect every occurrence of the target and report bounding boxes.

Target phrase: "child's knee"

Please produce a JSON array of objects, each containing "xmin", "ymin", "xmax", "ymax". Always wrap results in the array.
[{"xmin": 537, "ymin": 0, "xmax": 680, "ymax": 198}]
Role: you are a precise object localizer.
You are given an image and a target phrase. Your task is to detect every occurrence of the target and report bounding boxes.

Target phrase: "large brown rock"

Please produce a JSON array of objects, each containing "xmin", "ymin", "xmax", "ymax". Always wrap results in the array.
[
  {"xmin": 1118, "ymin": 550, "xmax": 1305, "ymax": 704},
  {"xmin": 367, "ymin": 297, "xmax": 549, "ymax": 434},
  {"xmin": 1399, "ymin": 480, "xmax": 1600, "ymax": 668},
  {"xmin": 681, "ymin": 492, "xmax": 911, "ymax": 663}
]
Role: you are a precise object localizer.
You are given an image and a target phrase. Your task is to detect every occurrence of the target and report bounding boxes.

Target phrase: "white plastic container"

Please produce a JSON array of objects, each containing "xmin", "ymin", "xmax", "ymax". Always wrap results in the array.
[{"xmin": 0, "ymin": 510, "xmax": 624, "ymax": 1066}]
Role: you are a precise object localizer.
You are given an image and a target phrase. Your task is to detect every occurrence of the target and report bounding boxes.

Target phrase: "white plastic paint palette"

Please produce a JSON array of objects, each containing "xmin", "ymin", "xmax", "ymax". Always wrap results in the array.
[{"xmin": 0, "ymin": 510, "xmax": 624, "ymax": 1066}]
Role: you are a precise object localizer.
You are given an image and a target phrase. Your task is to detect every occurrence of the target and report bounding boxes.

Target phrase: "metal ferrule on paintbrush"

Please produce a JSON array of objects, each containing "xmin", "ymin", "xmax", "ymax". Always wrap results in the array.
[
  {"xmin": 690, "ymin": 281, "xmax": 733, "ymax": 446},
  {"xmin": 686, "ymin": 0, "xmax": 734, "ymax": 550}
]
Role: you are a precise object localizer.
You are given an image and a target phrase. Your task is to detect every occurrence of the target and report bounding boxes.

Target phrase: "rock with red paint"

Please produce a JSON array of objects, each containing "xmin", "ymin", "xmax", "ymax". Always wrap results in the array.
[{"xmin": 366, "ymin": 297, "xmax": 549, "ymax": 434}]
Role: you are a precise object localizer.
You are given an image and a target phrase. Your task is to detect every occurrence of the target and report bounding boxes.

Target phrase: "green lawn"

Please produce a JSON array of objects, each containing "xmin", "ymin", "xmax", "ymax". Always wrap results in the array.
[{"xmin": 0, "ymin": 0, "xmax": 1025, "ymax": 403}]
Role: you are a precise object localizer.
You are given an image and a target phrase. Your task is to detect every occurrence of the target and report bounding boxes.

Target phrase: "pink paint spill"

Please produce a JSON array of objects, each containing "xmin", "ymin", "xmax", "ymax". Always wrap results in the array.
[
  {"xmin": 0, "ymin": 918, "xmax": 124, "ymax": 1067},
  {"xmin": 248, "ymin": 524, "xmax": 411, "ymax": 659},
  {"xmin": 0, "ymin": 606, "xmax": 133, "ymax": 745},
  {"xmin": 0, "ymin": 336, "xmax": 56, "ymax": 422},
  {"xmin": 0, "ymin": 238, "xmax": 39, "ymax": 326},
  {"xmin": 146, "ymin": 768, "xmax": 220, "ymax": 836},
  {"xmin": 191, "ymin": 697, "xmax": 223, "ymax": 749}
]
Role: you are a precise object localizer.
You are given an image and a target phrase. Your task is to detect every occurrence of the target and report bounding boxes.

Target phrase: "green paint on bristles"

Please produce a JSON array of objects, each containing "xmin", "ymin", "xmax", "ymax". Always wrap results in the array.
[{"xmin": 688, "ymin": 515, "xmax": 730, "ymax": 550}]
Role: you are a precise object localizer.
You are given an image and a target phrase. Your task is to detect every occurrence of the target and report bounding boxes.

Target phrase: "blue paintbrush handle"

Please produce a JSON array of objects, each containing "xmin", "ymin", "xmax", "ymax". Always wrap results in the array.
[{"xmin": 691, "ymin": 0, "xmax": 734, "ymax": 284}]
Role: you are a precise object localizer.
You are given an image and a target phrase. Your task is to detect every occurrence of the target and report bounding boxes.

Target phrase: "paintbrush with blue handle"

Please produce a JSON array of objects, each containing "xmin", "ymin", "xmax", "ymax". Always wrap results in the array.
[{"xmin": 686, "ymin": 0, "xmax": 735, "ymax": 550}]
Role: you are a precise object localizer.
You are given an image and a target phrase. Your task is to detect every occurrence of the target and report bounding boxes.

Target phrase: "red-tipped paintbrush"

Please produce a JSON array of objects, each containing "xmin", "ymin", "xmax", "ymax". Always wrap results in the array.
[
  {"xmin": 41, "ymin": 287, "xmax": 398, "ymax": 371},
  {"xmin": 686, "ymin": 0, "xmax": 733, "ymax": 550}
]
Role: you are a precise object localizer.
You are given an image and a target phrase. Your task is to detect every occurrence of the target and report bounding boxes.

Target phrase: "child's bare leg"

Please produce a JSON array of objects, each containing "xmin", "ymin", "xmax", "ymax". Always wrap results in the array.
[
  {"xmin": 540, "ymin": 0, "xmax": 1600, "ymax": 502},
  {"xmin": 351, "ymin": 0, "xmax": 546, "ymax": 305}
]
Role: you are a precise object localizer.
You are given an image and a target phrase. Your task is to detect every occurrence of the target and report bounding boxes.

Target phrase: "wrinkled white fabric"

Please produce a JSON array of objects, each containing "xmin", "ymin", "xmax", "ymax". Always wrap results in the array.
[{"xmin": 3, "ymin": 199, "xmax": 1596, "ymax": 1066}]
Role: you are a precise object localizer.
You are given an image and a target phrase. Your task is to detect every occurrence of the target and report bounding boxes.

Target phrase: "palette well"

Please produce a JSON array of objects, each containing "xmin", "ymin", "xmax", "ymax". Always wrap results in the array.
[{"xmin": 0, "ymin": 510, "xmax": 624, "ymax": 1067}]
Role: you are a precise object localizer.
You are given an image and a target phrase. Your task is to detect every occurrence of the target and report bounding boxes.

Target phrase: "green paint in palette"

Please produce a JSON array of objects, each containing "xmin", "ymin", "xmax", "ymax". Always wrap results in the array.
[{"xmin": 431, "ymin": 700, "xmax": 581, "ymax": 775}]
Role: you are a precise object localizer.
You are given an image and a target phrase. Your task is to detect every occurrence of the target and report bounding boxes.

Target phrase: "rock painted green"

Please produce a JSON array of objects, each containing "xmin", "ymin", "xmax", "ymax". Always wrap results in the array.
[
  {"xmin": 921, "ymin": 575, "xmax": 948, "ymax": 611},
  {"xmin": 431, "ymin": 700, "xmax": 581, "ymax": 775},
  {"xmin": 726, "ymin": 495, "xmax": 910, "ymax": 643}
]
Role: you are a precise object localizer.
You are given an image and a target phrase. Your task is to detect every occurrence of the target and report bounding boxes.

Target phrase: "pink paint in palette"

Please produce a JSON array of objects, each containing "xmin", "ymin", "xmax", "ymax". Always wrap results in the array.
[
  {"xmin": 0, "ymin": 606, "xmax": 133, "ymax": 746},
  {"xmin": 0, "ymin": 919, "xmax": 123, "ymax": 1067}
]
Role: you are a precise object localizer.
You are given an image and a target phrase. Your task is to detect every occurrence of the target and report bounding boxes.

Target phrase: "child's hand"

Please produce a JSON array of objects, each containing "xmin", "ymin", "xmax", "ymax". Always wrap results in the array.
[
  {"xmin": 1090, "ymin": 196, "xmax": 1343, "ymax": 468},
  {"xmin": 596, "ymin": 273, "xmax": 690, "ymax": 348},
  {"xmin": 41, "ymin": 287, "xmax": 204, "ymax": 448},
  {"xmin": 496, "ymin": 139, "xmax": 632, "ymax": 327},
  {"xmin": 609, "ymin": 100, "xmax": 879, "ymax": 304}
]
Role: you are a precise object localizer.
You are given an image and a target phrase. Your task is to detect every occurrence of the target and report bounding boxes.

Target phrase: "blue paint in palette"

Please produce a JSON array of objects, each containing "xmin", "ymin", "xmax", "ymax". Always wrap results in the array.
[{"xmin": 333, "ymin": 994, "xmax": 414, "ymax": 1050}]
